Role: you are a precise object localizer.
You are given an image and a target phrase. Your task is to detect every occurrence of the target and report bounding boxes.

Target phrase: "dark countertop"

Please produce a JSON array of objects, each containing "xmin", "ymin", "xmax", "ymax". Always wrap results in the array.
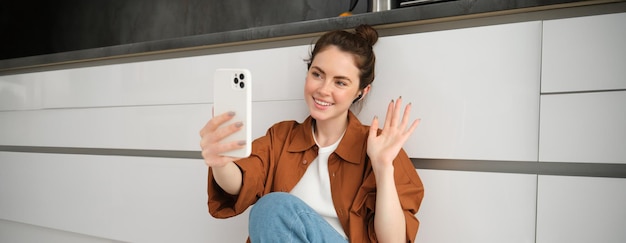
[{"xmin": 0, "ymin": 0, "xmax": 614, "ymax": 72}]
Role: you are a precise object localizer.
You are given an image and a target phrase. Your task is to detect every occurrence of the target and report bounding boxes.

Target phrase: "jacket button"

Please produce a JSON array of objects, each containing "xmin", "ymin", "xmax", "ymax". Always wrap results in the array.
[{"xmin": 302, "ymin": 160, "xmax": 307, "ymax": 164}]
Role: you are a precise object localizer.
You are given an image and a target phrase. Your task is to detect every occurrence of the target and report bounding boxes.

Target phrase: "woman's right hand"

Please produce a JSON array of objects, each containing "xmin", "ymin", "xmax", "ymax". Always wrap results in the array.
[{"xmin": 199, "ymin": 111, "xmax": 246, "ymax": 168}]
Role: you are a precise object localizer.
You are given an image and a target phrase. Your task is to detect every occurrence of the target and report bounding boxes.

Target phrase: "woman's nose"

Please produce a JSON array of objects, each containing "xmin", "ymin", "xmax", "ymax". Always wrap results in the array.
[{"xmin": 317, "ymin": 80, "xmax": 332, "ymax": 95}]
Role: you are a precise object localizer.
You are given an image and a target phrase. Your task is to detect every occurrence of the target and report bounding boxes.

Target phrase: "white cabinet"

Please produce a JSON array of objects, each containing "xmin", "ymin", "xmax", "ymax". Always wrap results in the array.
[
  {"xmin": 542, "ymin": 12, "xmax": 626, "ymax": 93},
  {"xmin": 362, "ymin": 21, "xmax": 542, "ymax": 162},
  {"xmin": 539, "ymin": 13, "xmax": 626, "ymax": 164},
  {"xmin": 537, "ymin": 12, "xmax": 626, "ymax": 243},
  {"xmin": 38, "ymin": 45, "xmax": 308, "ymax": 109},
  {"xmin": 0, "ymin": 152, "xmax": 250, "ymax": 243},
  {"xmin": 416, "ymin": 170, "xmax": 537, "ymax": 243},
  {"xmin": 0, "ymin": 100, "xmax": 307, "ymax": 151},
  {"xmin": 539, "ymin": 91, "xmax": 626, "ymax": 164},
  {"xmin": 536, "ymin": 176, "xmax": 626, "ymax": 243}
]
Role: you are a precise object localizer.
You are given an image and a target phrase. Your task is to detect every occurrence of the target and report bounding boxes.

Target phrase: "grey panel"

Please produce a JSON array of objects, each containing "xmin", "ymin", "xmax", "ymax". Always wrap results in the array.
[{"xmin": 2, "ymin": 145, "xmax": 625, "ymax": 178}]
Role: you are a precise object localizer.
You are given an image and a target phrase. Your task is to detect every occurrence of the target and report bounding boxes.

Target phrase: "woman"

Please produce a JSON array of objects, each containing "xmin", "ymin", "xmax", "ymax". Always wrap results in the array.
[{"xmin": 200, "ymin": 24, "xmax": 424, "ymax": 243}]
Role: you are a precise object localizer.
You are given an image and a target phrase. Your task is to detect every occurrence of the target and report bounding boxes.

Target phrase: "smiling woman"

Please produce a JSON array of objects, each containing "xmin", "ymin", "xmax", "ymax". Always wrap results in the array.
[
  {"xmin": 200, "ymin": 24, "xmax": 424, "ymax": 242},
  {"xmin": 306, "ymin": 25, "xmax": 378, "ymax": 116},
  {"xmin": 305, "ymin": 46, "xmax": 365, "ymax": 134}
]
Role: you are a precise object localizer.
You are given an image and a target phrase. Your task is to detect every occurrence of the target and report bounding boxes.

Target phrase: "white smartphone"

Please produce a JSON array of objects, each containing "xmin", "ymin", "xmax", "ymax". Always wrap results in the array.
[{"xmin": 213, "ymin": 68, "xmax": 252, "ymax": 158}]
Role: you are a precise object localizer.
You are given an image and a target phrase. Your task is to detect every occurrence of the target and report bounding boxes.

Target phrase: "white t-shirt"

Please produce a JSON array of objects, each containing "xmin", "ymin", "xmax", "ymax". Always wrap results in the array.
[{"xmin": 290, "ymin": 129, "xmax": 347, "ymax": 239}]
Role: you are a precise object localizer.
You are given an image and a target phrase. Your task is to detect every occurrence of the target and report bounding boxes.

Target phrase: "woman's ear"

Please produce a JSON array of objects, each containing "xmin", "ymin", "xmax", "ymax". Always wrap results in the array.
[
  {"xmin": 353, "ymin": 85, "xmax": 372, "ymax": 104},
  {"xmin": 361, "ymin": 84, "xmax": 371, "ymax": 98}
]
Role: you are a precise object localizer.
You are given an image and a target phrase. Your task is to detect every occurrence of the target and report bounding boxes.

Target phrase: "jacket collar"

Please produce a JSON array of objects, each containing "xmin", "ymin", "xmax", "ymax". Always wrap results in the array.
[{"xmin": 287, "ymin": 111, "xmax": 366, "ymax": 165}]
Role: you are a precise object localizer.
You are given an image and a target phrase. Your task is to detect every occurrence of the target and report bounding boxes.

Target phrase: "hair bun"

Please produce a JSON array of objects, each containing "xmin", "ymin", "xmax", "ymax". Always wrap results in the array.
[{"xmin": 355, "ymin": 24, "xmax": 379, "ymax": 47}]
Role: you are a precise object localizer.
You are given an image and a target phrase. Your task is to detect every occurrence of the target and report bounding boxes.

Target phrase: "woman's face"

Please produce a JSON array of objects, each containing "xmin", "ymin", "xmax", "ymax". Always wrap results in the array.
[{"xmin": 304, "ymin": 45, "xmax": 362, "ymax": 123}]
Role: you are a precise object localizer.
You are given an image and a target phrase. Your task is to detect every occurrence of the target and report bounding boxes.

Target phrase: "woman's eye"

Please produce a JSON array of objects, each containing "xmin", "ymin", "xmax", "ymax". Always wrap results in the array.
[
  {"xmin": 312, "ymin": 72, "xmax": 322, "ymax": 79},
  {"xmin": 336, "ymin": 81, "xmax": 347, "ymax": 87}
]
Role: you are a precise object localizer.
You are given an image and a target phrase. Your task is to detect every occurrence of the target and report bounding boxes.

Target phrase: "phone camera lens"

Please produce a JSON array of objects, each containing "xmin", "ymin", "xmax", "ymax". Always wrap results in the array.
[
  {"xmin": 239, "ymin": 82, "xmax": 245, "ymax": 88},
  {"xmin": 239, "ymin": 73, "xmax": 245, "ymax": 80},
  {"xmin": 233, "ymin": 78, "xmax": 239, "ymax": 84}
]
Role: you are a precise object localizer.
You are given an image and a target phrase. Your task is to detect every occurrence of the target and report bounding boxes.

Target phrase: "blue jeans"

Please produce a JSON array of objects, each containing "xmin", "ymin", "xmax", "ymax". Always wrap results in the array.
[{"xmin": 249, "ymin": 192, "xmax": 348, "ymax": 243}]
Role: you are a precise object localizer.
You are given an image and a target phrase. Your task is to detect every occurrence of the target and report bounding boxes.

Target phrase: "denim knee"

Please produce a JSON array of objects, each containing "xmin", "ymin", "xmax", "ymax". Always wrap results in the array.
[
  {"xmin": 249, "ymin": 192, "xmax": 347, "ymax": 243},
  {"xmin": 250, "ymin": 192, "xmax": 296, "ymax": 220},
  {"xmin": 255, "ymin": 192, "xmax": 293, "ymax": 209},
  {"xmin": 249, "ymin": 192, "xmax": 302, "ymax": 242}
]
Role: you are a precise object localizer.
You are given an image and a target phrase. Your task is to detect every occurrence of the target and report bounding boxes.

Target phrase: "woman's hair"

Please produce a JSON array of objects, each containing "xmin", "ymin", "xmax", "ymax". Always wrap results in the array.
[{"xmin": 307, "ymin": 24, "xmax": 379, "ymax": 91}]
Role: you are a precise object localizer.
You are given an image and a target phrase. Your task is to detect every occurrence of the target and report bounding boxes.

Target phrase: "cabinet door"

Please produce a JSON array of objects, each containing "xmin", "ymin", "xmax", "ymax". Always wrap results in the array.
[
  {"xmin": 542, "ymin": 12, "xmax": 626, "ymax": 93},
  {"xmin": 416, "ymin": 170, "xmax": 537, "ymax": 243},
  {"xmin": 361, "ymin": 21, "xmax": 541, "ymax": 162},
  {"xmin": 537, "ymin": 175, "xmax": 626, "ymax": 243},
  {"xmin": 539, "ymin": 91, "xmax": 626, "ymax": 164}
]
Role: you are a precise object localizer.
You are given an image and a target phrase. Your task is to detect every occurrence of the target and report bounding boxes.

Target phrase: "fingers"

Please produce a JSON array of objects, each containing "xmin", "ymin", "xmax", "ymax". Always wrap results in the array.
[
  {"xmin": 383, "ymin": 99, "xmax": 394, "ymax": 130},
  {"xmin": 369, "ymin": 115, "xmax": 379, "ymax": 138},
  {"xmin": 199, "ymin": 111, "xmax": 246, "ymax": 167},
  {"xmin": 400, "ymin": 101, "xmax": 412, "ymax": 130},
  {"xmin": 398, "ymin": 101, "xmax": 421, "ymax": 137},
  {"xmin": 213, "ymin": 121, "xmax": 244, "ymax": 144},
  {"xmin": 209, "ymin": 111, "xmax": 235, "ymax": 131},
  {"xmin": 384, "ymin": 96, "xmax": 406, "ymax": 129},
  {"xmin": 201, "ymin": 140, "xmax": 245, "ymax": 159},
  {"xmin": 407, "ymin": 118, "xmax": 421, "ymax": 136},
  {"xmin": 380, "ymin": 96, "xmax": 421, "ymax": 136},
  {"xmin": 203, "ymin": 111, "xmax": 235, "ymax": 131},
  {"xmin": 200, "ymin": 135, "xmax": 245, "ymax": 168},
  {"xmin": 200, "ymin": 125, "xmax": 245, "ymax": 149},
  {"xmin": 391, "ymin": 96, "xmax": 403, "ymax": 128}
]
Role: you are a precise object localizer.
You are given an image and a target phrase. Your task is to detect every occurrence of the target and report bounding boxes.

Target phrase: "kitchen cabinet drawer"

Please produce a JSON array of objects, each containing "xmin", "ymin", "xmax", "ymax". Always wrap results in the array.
[
  {"xmin": 416, "ymin": 169, "xmax": 537, "ymax": 243},
  {"xmin": 536, "ymin": 175, "xmax": 626, "ymax": 243},
  {"xmin": 542, "ymin": 12, "xmax": 626, "ymax": 93},
  {"xmin": 363, "ymin": 21, "xmax": 541, "ymax": 162},
  {"xmin": 539, "ymin": 91, "xmax": 626, "ymax": 163}
]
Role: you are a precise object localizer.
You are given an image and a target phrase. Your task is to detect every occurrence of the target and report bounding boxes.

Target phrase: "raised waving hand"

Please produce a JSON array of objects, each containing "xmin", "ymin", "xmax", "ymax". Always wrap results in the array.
[{"xmin": 367, "ymin": 97, "xmax": 420, "ymax": 169}]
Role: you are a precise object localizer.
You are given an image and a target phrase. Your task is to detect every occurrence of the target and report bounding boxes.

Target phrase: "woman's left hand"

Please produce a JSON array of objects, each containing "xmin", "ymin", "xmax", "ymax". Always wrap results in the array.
[{"xmin": 367, "ymin": 97, "xmax": 420, "ymax": 170}]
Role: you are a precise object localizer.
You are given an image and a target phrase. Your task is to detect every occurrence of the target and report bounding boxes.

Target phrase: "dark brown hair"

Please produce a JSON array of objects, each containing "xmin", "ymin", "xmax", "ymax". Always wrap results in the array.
[{"xmin": 307, "ymin": 24, "xmax": 379, "ymax": 90}]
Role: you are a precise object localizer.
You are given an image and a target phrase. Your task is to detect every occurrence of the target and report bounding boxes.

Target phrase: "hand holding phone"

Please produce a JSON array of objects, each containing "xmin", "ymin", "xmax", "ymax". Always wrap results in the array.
[{"xmin": 212, "ymin": 68, "xmax": 252, "ymax": 158}]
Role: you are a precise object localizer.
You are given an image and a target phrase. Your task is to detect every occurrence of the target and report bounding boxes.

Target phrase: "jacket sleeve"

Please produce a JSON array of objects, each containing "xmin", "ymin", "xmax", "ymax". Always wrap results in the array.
[
  {"xmin": 362, "ymin": 149, "xmax": 424, "ymax": 242},
  {"xmin": 207, "ymin": 129, "xmax": 275, "ymax": 218},
  {"xmin": 395, "ymin": 149, "xmax": 424, "ymax": 242}
]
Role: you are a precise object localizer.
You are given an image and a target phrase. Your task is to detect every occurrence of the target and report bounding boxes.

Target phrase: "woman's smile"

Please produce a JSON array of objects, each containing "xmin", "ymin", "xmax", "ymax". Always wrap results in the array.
[{"xmin": 313, "ymin": 97, "xmax": 334, "ymax": 109}]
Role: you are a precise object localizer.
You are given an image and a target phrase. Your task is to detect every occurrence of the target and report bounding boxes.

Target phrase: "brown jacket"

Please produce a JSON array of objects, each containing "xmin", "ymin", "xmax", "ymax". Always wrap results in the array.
[{"xmin": 208, "ymin": 111, "xmax": 424, "ymax": 242}]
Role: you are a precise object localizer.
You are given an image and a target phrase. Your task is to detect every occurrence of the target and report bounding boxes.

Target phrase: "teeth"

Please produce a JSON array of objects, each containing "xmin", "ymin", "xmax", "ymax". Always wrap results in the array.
[{"xmin": 314, "ymin": 98, "xmax": 332, "ymax": 106}]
